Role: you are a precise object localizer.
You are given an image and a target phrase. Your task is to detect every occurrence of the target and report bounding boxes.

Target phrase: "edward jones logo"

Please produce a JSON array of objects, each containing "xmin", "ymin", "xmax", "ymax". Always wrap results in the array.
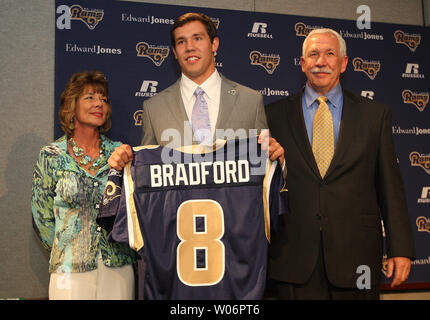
[
  {"xmin": 339, "ymin": 29, "xmax": 384, "ymax": 41},
  {"xmin": 258, "ymin": 87, "xmax": 289, "ymax": 97},
  {"xmin": 249, "ymin": 51, "xmax": 280, "ymax": 74},
  {"xmin": 394, "ymin": 30, "xmax": 421, "ymax": 52},
  {"xmin": 352, "ymin": 58, "xmax": 380, "ymax": 80},
  {"xmin": 416, "ymin": 216, "xmax": 430, "ymax": 233},
  {"xmin": 121, "ymin": 13, "xmax": 174, "ymax": 25},
  {"xmin": 392, "ymin": 126, "xmax": 430, "ymax": 136},
  {"xmin": 136, "ymin": 42, "xmax": 170, "ymax": 66},
  {"xmin": 65, "ymin": 43, "xmax": 121, "ymax": 55},
  {"xmin": 402, "ymin": 90, "xmax": 429, "ymax": 112},
  {"xmin": 410, "ymin": 152, "xmax": 430, "ymax": 174},
  {"xmin": 56, "ymin": 4, "xmax": 104, "ymax": 30}
]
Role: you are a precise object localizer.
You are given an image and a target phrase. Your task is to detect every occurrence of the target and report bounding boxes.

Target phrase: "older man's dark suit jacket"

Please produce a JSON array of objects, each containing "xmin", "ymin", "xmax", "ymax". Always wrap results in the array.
[{"xmin": 266, "ymin": 89, "xmax": 415, "ymax": 288}]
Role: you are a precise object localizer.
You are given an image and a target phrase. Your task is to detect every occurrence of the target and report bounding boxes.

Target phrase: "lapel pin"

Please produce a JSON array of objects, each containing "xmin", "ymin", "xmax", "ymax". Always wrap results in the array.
[{"xmin": 228, "ymin": 89, "xmax": 237, "ymax": 96}]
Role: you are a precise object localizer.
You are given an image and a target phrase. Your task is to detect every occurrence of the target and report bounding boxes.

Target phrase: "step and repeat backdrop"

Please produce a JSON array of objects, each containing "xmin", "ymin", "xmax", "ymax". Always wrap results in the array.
[{"xmin": 55, "ymin": 0, "xmax": 429, "ymax": 289}]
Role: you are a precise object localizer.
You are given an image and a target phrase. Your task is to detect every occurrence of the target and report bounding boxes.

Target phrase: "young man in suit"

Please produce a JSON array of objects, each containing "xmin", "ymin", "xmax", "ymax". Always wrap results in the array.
[
  {"xmin": 265, "ymin": 28, "xmax": 415, "ymax": 299},
  {"xmin": 109, "ymin": 12, "xmax": 284, "ymax": 169}
]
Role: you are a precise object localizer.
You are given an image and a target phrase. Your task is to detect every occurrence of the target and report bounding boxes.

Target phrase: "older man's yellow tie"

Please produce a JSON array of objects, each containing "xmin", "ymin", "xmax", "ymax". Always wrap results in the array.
[{"xmin": 312, "ymin": 96, "xmax": 334, "ymax": 178}]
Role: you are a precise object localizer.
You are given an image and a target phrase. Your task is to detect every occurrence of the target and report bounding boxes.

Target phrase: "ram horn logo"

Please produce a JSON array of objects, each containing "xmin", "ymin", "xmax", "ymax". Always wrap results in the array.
[
  {"xmin": 136, "ymin": 42, "xmax": 170, "ymax": 66},
  {"xmin": 409, "ymin": 151, "xmax": 430, "ymax": 174},
  {"xmin": 352, "ymin": 57, "xmax": 380, "ymax": 80},
  {"xmin": 102, "ymin": 181, "xmax": 121, "ymax": 205},
  {"xmin": 394, "ymin": 30, "xmax": 421, "ymax": 52},
  {"xmin": 402, "ymin": 90, "xmax": 429, "ymax": 112},
  {"xmin": 294, "ymin": 22, "xmax": 317, "ymax": 37},
  {"xmin": 416, "ymin": 216, "xmax": 430, "ymax": 233},
  {"xmin": 249, "ymin": 51, "xmax": 280, "ymax": 74},
  {"xmin": 70, "ymin": 4, "xmax": 104, "ymax": 30},
  {"xmin": 134, "ymin": 110, "xmax": 144, "ymax": 126}
]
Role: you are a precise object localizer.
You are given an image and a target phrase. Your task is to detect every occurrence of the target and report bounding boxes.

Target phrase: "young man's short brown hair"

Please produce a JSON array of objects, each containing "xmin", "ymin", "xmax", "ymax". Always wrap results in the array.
[{"xmin": 170, "ymin": 12, "xmax": 218, "ymax": 48}]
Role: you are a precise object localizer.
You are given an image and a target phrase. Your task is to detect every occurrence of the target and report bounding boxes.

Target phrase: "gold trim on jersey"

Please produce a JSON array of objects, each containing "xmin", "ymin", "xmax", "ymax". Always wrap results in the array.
[
  {"xmin": 263, "ymin": 159, "xmax": 288, "ymax": 243},
  {"xmin": 124, "ymin": 161, "xmax": 144, "ymax": 251},
  {"xmin": 133, "ymin": 145, "xmax": 160, "ymax": 151},
  {"xmin": 263, "ymin": 159, "xmax": 272, "ymax": 242},
  {"xmin": 177, "ymin": 139, "xmax": 227, "ymax": 154}
]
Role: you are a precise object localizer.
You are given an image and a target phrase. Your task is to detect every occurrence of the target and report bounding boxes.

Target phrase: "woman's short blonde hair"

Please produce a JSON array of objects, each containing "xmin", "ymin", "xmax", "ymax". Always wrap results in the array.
[{"xmin": 59, "ymin": 70, "xmax": 112, "ymax": 136}]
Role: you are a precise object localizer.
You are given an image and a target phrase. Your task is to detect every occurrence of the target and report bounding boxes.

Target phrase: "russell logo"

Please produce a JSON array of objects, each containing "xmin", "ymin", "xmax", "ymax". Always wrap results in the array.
[
  {"xmin": 402, "ymin": 63, "xmax": 425, "ymax": 79},
  {"xmin": 248, "ymin": 22, "xmax": 273, "ymax": 39},
  {"xmin": 361, "ymin": 91, "xmax": 374, "ymax": 100},
  {"xmin": 136, "ymin": 80, "xmax": 158, "ymax": 98},
  {"xmin": 418, "ymin": 187, "xmax": 430, "ymax": 204}
]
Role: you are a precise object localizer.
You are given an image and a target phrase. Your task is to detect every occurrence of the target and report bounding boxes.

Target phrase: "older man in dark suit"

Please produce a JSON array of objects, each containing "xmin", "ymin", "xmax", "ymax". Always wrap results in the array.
[{"xmin": 265, "ymin": 28, "xmax": 414, "ymax": 299}]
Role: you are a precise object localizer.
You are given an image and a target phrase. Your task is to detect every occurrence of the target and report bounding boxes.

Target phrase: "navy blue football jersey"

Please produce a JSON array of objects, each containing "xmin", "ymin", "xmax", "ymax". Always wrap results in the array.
[{"xmin": 98, "ymin": 136, "xmax": 287, "ymax": 299}]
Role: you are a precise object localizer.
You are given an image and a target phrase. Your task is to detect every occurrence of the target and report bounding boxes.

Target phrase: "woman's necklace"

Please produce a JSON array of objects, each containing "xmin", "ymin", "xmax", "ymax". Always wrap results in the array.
[{"xmin": 68, "ymin": 137, "xmax": 106, "ymax": 171}]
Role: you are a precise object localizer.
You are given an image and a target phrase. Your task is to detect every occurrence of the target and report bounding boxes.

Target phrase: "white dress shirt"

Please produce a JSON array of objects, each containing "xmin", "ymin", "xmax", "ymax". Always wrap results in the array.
[{"xmin": 179, "ymin": 70, "xmax": 222, "ymax": 135}]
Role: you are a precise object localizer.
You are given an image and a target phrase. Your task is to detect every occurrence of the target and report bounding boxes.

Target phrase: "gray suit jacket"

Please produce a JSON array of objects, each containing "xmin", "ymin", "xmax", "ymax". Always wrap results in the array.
[{"xmin": 141, "ymin": 75, "xmax": 267, "ymax": 148}]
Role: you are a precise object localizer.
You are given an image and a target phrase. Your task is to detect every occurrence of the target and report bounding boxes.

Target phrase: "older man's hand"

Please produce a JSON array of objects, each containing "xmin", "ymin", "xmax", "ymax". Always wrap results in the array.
[{"xmin": 386, "ymin": 257, "xmax": 411, "ymax": 288}]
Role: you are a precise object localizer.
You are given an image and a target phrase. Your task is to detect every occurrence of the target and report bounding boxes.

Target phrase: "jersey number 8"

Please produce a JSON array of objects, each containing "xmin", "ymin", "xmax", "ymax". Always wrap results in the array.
[{"xmin": 176, "ymin": 199, "xmax": 225, "ymax": 286}]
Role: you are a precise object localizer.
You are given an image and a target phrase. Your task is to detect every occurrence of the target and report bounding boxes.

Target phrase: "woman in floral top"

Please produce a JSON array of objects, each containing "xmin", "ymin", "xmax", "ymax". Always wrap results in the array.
[{"xmin": 31, "ymin": 71, "xmax": 135, "ymax": 299}]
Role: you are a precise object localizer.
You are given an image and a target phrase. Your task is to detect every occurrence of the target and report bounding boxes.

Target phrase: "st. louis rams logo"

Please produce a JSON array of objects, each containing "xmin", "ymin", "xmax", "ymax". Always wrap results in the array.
[
  {"xmin": 134, "ymin": 110, "xmax": 144, "ymax": 126},
  {"xmin": 70, "ymin": 5, "xmax": 104, "ymax": 29},
  {"xmin": 410, "ymin": 151, "xmax": 430, "ymax": 174},
  {"xmin": 394, "ymin": 30, "xmax": 421, "ymax": 52},
  {"xmin": 56, "ymin": 4, "xmax": 104, "ymax": 30},
  {"xmin": 402, "ymin": 90, "xmax": 429, "ymax": 112},
  {"xmin": 416, "ymin": 216, "xmax": 430, "ymax": 233},
  {"xmin": 136, "ymin": 42, "xmax": 170, "ymax": 66},
  {"xmin": 102, "ymin": 179, "xmax": 121, "ymax": 206},
  {"xmin": 294, "ymin": 22, "xmax": 319, "ymax": 37},
  {"xmin": 352, "ymin": 57, "xmax": 381, "ymax": 80},
  {"xmin": 249, "ymin": 51, "xmax": 280, "ymax": 74}
]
